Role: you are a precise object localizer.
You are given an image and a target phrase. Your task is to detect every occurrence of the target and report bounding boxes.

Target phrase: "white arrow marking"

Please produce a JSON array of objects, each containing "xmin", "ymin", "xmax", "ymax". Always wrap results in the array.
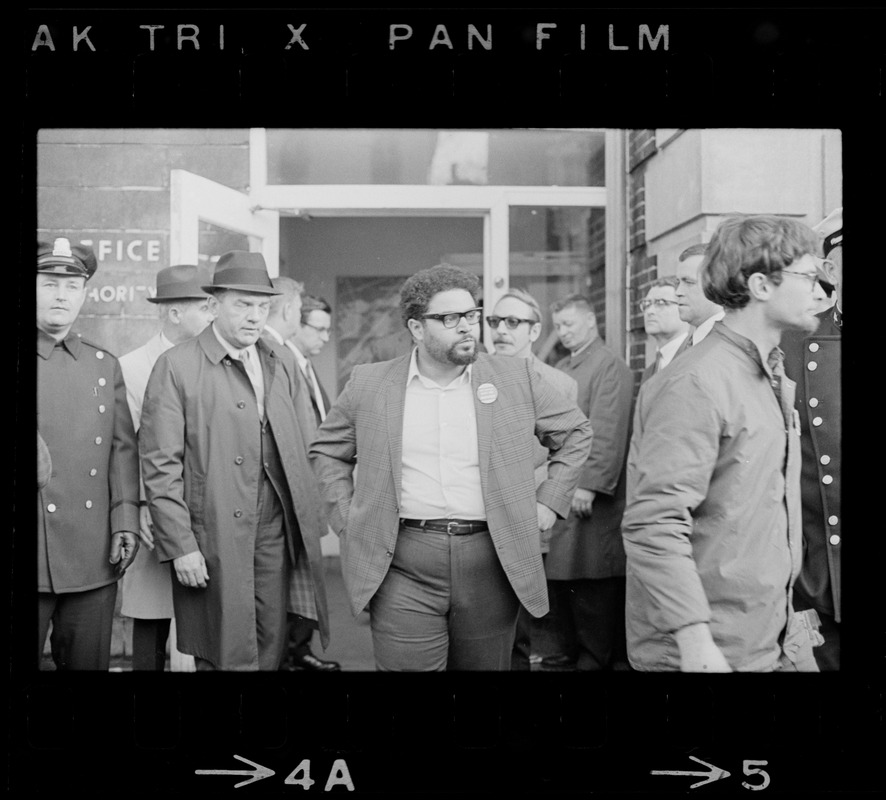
[
  {"xmin": 195, "ymin": 754, "xmax": 275, "ymax": 788},
  {"xmin": 651, "ymin": 755, "xmax": 731, "ymax": 789}
]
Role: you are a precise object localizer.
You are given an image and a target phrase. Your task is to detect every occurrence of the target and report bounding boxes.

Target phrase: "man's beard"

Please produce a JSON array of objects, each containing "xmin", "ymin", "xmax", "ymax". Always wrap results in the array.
[{"xmin": 426, "ymin": 333, "xmax": 479, "ymax": 366}]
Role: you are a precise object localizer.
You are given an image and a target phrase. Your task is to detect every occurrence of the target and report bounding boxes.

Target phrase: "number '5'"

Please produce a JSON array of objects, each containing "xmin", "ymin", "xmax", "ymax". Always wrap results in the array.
[{"xmin": 742, "ymin": 760, "xmax": 771, "ymax": 791}]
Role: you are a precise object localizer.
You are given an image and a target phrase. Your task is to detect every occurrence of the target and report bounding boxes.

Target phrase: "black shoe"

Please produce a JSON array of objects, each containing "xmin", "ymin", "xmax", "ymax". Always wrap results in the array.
[
  {"xmin": 540, "ymin": 654, "xmax": 577, "ymax": 670},
  {"xmin": 288, "ymin": 652, "xmax": 341, "ymax": 672}
]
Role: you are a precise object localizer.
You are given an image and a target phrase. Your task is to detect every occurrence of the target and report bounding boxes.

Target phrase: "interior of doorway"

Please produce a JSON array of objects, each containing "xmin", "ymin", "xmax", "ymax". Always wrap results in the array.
[{"xmin": 279, "ymin": 215, "xmax": 484, "ymax": 398}]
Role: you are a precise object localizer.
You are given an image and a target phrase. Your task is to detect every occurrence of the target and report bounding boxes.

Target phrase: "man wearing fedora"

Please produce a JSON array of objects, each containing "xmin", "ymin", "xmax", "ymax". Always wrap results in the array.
[
  {"xmin": 37, "ymin": 237, "xmax": 140, "ymax": 670},
  {"xmin": 119, "ymin": 264, "xmax": 215, "ymax": 671},
  {"xmin": 139, "ymin": 251, "xmax": 329, "ymax": 671}
]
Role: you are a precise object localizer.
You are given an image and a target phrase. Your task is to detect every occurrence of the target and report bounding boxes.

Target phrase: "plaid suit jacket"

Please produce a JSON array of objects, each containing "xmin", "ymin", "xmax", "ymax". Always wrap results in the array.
[{"xmin": 309, "ymin": 351, "xmax": 593, "ymax": 618}]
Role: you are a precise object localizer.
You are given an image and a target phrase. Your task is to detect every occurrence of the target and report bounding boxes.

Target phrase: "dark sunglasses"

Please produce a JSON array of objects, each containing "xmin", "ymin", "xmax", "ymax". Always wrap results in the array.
[{"xmin": 485, "ymin": 315, "xmax": 538, "ymax": 330}]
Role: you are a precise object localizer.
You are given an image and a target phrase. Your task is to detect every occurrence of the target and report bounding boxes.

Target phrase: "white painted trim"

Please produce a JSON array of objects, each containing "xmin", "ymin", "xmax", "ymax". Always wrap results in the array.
[
  {"xmin": 249, "ymin": 184, "xmax": 606, "ymax": 214},
  {"xmin": 604, "ymin": 129, "xmax": 628, "ymax": 359},
  {"xmin": 249, "ymin": 128, "xmax": 268, "ymax": 191},
  {"xmin": 170, "ymin": 169, "xmax": 280, "ymax": 276}
]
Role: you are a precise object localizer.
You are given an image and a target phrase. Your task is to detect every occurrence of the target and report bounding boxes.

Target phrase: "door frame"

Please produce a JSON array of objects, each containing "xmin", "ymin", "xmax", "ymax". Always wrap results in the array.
[{"xmin": 170, "ymin": 129, "xmax": 625, "ymax": 355}]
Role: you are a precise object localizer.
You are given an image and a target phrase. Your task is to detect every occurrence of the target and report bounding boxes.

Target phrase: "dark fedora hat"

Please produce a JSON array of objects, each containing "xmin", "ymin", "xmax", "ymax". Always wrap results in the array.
[
  {"xmin": 37, "ymin": 237, "xmax": 97, "ymax": 281},
  {"xmin": 147, "ymin": 264, "xmax": 213, "ymax": 303},
  {"xmin": 202, "ymin": 251, "xmax": 280, "ymax": 295}
]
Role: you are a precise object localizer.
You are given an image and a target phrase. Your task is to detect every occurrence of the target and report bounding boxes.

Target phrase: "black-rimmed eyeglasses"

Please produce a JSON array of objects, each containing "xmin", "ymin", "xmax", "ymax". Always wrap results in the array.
[
  {"xmin": 485, "ymin": 315, "xmax": 539, "ymax": 330},
  {"xmin": 420, "ymin": 308, "xmax": 483, "ymax": 328}
]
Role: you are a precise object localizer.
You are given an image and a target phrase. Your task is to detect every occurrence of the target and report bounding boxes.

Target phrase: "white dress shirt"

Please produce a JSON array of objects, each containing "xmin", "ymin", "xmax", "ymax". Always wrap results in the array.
[
  {"xmin": 289, "ymin": 342, "xmax": 327, "ymax": 421},
  {"xmin": 213, "ymin": 323, "xmax": 264, "ymax": 420},
  {"xmin": 399, "ymin": 348, "xmax": 485, "ymax": 520},
  {"xmin": 656, "ymin": 331, "xmax": 689, "ymax": 371},
  {"xmin": 692, "ymin": 309, "xmax": 726, "ymax": 345}
]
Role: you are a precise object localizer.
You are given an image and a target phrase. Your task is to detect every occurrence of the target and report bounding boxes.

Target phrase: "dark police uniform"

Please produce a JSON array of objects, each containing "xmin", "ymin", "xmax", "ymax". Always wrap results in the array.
[
  {"xmin": 37, "ymin": 239, "xmax": 140, "ymax": 670},
  {"xmin": 781, "ymin": 211, "xmax": 842, "ymax": 670}
]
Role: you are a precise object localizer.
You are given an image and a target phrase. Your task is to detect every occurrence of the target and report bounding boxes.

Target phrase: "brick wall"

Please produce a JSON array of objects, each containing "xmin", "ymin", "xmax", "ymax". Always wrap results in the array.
[
  {"xmin": 626, "ymin": 130, "xmax": 659, "ymax": 396},
  {"xmin": 37, "ymin": 130, "xmax": 250, "ymax": 660},
  {"xmin": 37, "ymin": 129, "xmax": 251, "ymax": 358}
]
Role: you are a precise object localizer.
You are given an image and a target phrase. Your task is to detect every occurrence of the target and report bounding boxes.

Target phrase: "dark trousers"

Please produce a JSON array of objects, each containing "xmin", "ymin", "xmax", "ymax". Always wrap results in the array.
[
  {"xmin": 132, "ymin": 618, "xmax": 172, "ymax": 671},
  {"xmin": 370, "ymin": 524, "xmax": 520, "ymax": 671},
  {"xmin": 285, "ymin": 614, "xmax": 316, "ymax": 659},
  {"xmin": 38, "ymin": 583, "xmax": 118, "ymax": 671},
  {"xmin": 253, "ymin": 473, "xmax": 291, "ymax": 671},
  {"xmin": 547, "ymin": 576, "xmax": 628, "ymax": 671},
  {"xmin": 511, "ymin": 606, "xmax": 532, "ymax": 671}
]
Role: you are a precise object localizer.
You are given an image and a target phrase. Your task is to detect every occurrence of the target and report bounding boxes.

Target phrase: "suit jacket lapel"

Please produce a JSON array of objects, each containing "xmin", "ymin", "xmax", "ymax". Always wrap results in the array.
[
  {"xmin": 471, "ymin": 356, "xmax": 493, "ymax": 492},
  {"xmin": 385, "ymin": 356, "xmax": 411, "ymax": 506}
]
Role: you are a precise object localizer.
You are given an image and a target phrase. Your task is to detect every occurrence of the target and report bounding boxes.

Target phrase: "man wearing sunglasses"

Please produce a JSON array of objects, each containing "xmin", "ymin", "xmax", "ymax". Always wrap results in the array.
[
  {"xmin": 309, "ymin": 264, "xmax": 592, "ymax": 671},
  {"xmin": 781, "ymin": 207, "xmax": 843, "ymax": 670},
  {"xmin": 487, "ymin": 288, "xmax": 579, "ymax": 670}
]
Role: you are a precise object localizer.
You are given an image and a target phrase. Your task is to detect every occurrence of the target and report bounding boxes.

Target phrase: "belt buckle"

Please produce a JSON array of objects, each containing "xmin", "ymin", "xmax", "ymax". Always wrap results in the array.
[{"xmin": 446, "ymin": 520, "xmax": 458, "ymax": 535}]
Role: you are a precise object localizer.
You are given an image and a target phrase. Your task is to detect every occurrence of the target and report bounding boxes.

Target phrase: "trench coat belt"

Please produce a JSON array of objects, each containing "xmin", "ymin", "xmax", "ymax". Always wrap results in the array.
[{"xmin": 400, "ymin": 518, "xmax": 489, "ymax": 535}]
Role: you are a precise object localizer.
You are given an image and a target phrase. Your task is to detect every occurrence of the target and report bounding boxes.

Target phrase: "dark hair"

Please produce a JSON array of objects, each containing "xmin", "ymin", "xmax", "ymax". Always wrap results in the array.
[
  {"xmin": 550, "ymin": 293, "xmax": 596, "ymax": 316},
  {"xmin": 679, "ymin": 243, "xmax": 708, "ymax": 261},
  {"xmin": 399, "ymin": 264, "xmax": 480, "ymax": 326},
  {"xmin": 701, "ymin": 215, "xmax": 819, "ymax": 310},
  {"xmin": 300, "ymin": 294, "xmax": 332, "ymax": 324}
]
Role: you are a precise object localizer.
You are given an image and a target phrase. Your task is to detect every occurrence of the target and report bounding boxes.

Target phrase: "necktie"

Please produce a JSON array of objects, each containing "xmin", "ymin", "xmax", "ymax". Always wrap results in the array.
[
  {"xmin": 240, "ymin": 349, "xmax": 264, "ymax": 420},
  {"xmin": 304, "ymin": 358, "xmax": 326, "ymax": 421},
  {"xmin": 653, "ymin": 350, "xmax": 663, "ymax": 374}
]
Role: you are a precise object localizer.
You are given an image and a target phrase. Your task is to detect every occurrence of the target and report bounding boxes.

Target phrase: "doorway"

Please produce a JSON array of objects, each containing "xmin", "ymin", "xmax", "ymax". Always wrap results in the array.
[{"xmin": 280, "ymin": 216, "xmax": 484, "ymax": 395}]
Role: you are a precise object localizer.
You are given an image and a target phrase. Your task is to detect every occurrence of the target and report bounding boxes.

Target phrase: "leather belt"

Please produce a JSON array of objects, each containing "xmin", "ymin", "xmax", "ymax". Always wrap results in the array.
[{"xmin": 400, "ymin": 518, "xmax": 489, "ymax": 535}]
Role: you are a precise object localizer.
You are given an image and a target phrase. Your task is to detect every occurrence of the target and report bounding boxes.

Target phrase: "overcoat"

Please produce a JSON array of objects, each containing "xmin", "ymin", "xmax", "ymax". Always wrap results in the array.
[
  {"xmin": 139, "ymin": 325, "xmax": 329, "ymax": 670},
  {"xmin": 37, "ymin": 329, "xmax": 140, "ymax": 593},
  {"xmin": 545, "ymin": 338, "xmax": 634, "ymax": 581},
  {"xmin": 119, "ymin": 332, "xmax": 175, "ymax": 618},
  {"xmin": 308, "ymin": 351, "xmax": 593, "ymax": 619},
  {"xmin": 781, "ymin": 307, "xmax": 841, "ymax": 621}
]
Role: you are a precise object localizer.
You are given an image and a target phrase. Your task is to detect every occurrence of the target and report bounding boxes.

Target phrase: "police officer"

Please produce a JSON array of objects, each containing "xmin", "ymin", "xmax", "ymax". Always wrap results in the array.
[
  {"xmin": 781, "ymin": 207, "xmax": 843, "ymax": 670},
  {"xmin": 37, "ymin": 237, "xmax": 140, "ymax": 670}
]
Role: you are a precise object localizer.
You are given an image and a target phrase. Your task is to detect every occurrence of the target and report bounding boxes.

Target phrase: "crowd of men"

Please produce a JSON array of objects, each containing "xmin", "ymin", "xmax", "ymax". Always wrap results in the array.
[{"xmin": 35, "ymin": 206, "xmax": 842, "ymax": 673}]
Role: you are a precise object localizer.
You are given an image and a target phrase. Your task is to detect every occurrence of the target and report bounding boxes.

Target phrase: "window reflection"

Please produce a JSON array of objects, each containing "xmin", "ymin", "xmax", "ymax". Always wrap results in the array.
[
  {"xmin": 509, "ymin": 206, "xmax": 605, "ymax": 365},
  {"xmin": 266, "ymin": 129, "xmax": 605, "ymax": 186}
]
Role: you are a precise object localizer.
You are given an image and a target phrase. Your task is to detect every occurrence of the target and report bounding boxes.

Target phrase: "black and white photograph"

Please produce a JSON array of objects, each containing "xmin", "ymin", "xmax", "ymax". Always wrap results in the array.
[{"xmin": 14, "ymin": 6, "xmax": 882, "ymax": 797}]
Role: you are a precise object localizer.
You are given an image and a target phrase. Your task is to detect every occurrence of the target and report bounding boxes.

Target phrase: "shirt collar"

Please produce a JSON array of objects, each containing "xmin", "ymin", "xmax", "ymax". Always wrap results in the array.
[
  {"xmin": 288, "ymin": 341, "xmax": 308, "ymax": 369},
  {"xmin": 158, "ymin": 330, "xmax": 175, "ymax": 349},
  {"xmin": 263, "ymin": 324, "xmax": 286, "ymax": 345},
  {"xmin": 710, "ymin": 321, "xmax": 782, "ymax": 379},
  {"xmin": 692, "ymin": 309, "xmax": 726, "ymax": 344},
  {"xmin": 37, "ymin": 327, "xmax": 81, "ymax": 360},
  {"xmin": 657, "ymin": 331, "xmax": 688, "ymax": 365},
  {"xmin": 407, "ymin": 346, "xmax": 473, "ymax": 388},
  {"xmin": 569, "ymin": 337, "xmax": 595, "ymax": 358},
  {"xmin": 212, "ymin": 321, "xmax": 257, "ymax": 361}
]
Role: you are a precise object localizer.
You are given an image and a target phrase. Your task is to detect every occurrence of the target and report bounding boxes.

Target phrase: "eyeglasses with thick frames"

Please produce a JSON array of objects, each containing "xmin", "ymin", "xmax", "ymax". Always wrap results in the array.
[
  {"xmin": 303, "ymin": 321, "xmax": 331, "ymax": 335},
  {"xmin": 779, "ymin": 270, "xmax": 820, "ymax": 289},
  {"xmin": 639, "ymin": 298, "xmax": 679, "ymax": 311},
  {"xmin": 420, "ymin": 308, "xmax": 483, "ymax": 328},
  {"xmin": 485, "ymin": 315, "xmax": 539, "ymax": 330}
]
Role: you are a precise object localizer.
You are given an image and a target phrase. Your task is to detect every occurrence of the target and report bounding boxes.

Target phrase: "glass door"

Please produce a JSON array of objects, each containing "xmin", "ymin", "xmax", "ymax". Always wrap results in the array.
[{"xmin": 170, "ymin": 169, "xmax": 279, "ymax": 271}]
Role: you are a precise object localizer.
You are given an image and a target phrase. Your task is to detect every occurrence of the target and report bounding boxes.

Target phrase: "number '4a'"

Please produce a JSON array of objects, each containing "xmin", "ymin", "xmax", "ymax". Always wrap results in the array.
[{"xmin": 285, "ymin": 759, "xmax": 355, "ymax": 791}]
